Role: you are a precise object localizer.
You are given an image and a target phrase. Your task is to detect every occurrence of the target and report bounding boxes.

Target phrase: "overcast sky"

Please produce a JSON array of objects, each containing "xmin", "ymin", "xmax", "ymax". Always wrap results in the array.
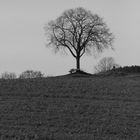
[{"xmin": 0, "ymin": 0, "xmax": 140, "ymax": 76}]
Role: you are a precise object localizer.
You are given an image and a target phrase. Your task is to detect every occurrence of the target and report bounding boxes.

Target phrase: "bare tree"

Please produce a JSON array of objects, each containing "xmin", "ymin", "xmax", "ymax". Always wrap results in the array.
[
  {"xmin": 45, "ymin": 7, "xmax": 114, "ymax": 71},
  {"xmin": 1, "ymin": 72, "xmax": 17, "ymax": 79},
  {"xmin": 94, "ymin": 57, "xmax": 120, "ymax": 73},
  {"xmin": 19, "ymin": 70, "xmax": 44, "ymax": 79}
]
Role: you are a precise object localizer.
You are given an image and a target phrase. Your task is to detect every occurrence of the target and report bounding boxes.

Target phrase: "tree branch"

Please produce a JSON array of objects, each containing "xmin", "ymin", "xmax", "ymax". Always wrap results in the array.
[{"xmin": 53, "ymin": 28, "xmax": 76, "ymax": 58}]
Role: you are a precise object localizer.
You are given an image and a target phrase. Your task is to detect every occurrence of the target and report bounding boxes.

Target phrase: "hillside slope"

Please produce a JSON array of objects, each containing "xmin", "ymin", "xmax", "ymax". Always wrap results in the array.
[{"xmin": 0, "ymin": 74, "xmax": 140, "ymax": 139}]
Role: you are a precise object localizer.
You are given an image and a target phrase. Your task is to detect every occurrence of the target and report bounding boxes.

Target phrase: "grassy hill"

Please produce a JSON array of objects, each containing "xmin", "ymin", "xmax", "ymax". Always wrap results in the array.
[{"xmin": 0, "ymin": 73, "xmax": 140, "ymax": 139}]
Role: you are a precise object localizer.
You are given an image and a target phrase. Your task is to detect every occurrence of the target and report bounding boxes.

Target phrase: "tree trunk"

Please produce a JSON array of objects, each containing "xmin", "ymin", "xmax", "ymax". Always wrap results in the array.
[{"xmin": 76, "ymin": 56, "xmax": 80, "ymax": 70}]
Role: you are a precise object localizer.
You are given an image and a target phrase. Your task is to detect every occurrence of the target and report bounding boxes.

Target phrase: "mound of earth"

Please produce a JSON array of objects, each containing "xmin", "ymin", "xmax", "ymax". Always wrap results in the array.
[{"xmin": 68, "ymin": 70, "xmax": 93, "ymax": 77}]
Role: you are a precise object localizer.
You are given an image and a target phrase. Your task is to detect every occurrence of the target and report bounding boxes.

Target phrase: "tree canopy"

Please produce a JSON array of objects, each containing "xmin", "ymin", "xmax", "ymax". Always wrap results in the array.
[
  {"xmin": 45, "ymin": 7, "xmax": 114, "ymax": 70},
  {"xmin": 94, "ymin": 57, "xmax": 120, "ymax": 73},
  {"xmin": 19, "ymin": 70, "xmax": 44, "ymax": 79}
]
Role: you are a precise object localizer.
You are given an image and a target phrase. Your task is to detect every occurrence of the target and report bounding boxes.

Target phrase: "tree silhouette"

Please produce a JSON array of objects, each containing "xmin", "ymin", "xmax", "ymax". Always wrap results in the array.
[
  {"xmin": 19, "ymin": 70, "xmax": 44, "ymax": 79},
  {"xmin": 94, "ymin": 57, "xmax": 120, "ymax": 73},
  {"xmin": 1, "ymin": 72, "xmax": 17, "ymax": 79},
  {"xmin": 45, "ymin": 7, "xmax": 114, "ymax": 71}
]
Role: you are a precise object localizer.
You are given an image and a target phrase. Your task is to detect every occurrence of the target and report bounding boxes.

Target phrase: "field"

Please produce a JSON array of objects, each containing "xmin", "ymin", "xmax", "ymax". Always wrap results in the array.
[{"xmin": 0, "ymin": 74, "xmax": 140, "ymax": 139}]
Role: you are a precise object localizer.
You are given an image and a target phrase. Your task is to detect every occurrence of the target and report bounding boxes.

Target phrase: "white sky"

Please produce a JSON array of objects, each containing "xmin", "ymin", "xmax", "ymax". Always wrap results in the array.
[{"xmin": 0, "ymin": 0, "xmax": 140, "ymax": 76}]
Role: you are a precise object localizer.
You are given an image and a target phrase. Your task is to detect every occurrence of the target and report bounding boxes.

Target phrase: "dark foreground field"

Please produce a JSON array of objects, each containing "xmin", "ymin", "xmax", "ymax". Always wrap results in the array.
[{"xmin": 0, "ymin": 74, "xmax": 140, "ymax": 139}]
